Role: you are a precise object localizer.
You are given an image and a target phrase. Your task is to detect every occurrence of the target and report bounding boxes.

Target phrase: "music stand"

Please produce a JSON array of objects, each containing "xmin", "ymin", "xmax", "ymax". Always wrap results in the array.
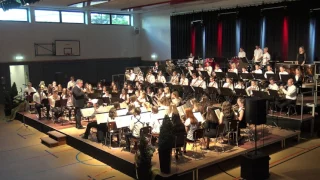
[
  {"xmin": 215, "ymin": 72, "xmax": 226, "ymax": 80},
  {"xmin": 59, "ymin": 99, "xmax": 68, "ymax": 126},
  {"xmin": 239, "ymin": 73, "xmax": 253, "ymax": 80},
  {"xmin": 102, "ymin": 97, "xmax": 111, "ymax": 105},
  {"xmin": 111, "ymin": 97, "xmax": 124, "ymax": 104},
  {"xmin": 193, "ymin": 87, "xmax": 204, "ymax": 99},
  {"xmin": 234, "ymin": 89, "xmax": 247, "ymax": 97},
  {"xmin": 155, "ymin": 82, "xmax": 165, "ymax": 89},
  {"xmin": 227, "ymin": 72, "xmax": 239, "ymax": 80},
  {"xmin": 252, "ymin": 91, "xmax": 269, "ymax": 99},
  {"xmin": 171, "ymin": 85, "xmax": 183, "ymax": 92},
  {"xmin": 280, "ymin": 74, "xmax": 292, "ymax": 84},
  {"xmin": 252, "ymin": 73, "xmax": 265, "ymax": 80},
  {"xmin": 267, "ymin": 74, "xmax": 280, "ymax": 81},
  {"xmin": 191, "ymin": 70, "xmax": 199, "ymax": 77},
  {"xmin": 80, "ymin": 107, "xmax": 95, "ymax": 123},
  {"xmin": 219, "ymin": 87, "xmax": 234, "ymax": 96}
]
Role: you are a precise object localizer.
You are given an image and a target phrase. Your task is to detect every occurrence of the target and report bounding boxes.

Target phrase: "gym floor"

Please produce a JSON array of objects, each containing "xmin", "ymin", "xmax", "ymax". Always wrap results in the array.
[{"xmin": 0, "ymin": 106, "xmax": 319, "ymax": 180}]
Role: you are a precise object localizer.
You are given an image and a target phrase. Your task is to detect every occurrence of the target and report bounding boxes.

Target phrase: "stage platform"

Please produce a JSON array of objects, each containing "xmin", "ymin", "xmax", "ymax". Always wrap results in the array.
[{"xmin": 16, "ymin": 112, "xmax": 301, "ymax": 180}]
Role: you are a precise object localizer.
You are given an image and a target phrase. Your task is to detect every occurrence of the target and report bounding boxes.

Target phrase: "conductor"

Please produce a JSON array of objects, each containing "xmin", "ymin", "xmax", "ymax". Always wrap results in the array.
[{"xmin": 72, "ymin": 79, "xmax": 86, "ymax": 129}]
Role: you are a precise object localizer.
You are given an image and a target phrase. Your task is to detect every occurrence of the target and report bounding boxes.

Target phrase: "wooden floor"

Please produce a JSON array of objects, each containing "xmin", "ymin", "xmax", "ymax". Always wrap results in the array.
[{"xmin": 15, "ymin": 111, "xmax": 302, "ymax": 179}]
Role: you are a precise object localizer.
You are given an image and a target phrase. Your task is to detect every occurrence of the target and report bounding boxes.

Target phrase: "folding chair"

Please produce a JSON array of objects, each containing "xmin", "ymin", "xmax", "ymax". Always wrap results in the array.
[
  {"xmin": 105, "ymin": 121, "xmax": 120, "ymax": 148},
  {"xmin": 214, "ymin": 124, "xmax": 226, "ymax": 152},
  {"xmin": 227, "ymin": 121, "xmax": 239, "ymax": 146}
]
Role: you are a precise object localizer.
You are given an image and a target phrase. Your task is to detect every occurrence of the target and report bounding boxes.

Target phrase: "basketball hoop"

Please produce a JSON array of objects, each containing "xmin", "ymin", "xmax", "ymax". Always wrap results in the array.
[{"xmin": 65, "ymin": 53, "xmax": 71, "ymax": 56}]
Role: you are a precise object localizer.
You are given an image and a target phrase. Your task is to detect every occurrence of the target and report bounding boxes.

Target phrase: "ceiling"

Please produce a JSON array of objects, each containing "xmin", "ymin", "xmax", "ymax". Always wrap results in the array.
[{"xmin": 31, "ymin": 0, "xmax": 281, "ymax": 13}]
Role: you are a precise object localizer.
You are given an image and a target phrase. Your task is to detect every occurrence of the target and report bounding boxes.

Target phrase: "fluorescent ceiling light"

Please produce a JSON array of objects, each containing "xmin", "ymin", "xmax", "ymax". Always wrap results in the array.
[{"xmin": 68, "ymin": 1, "xmax": 109, "ymax": 8}]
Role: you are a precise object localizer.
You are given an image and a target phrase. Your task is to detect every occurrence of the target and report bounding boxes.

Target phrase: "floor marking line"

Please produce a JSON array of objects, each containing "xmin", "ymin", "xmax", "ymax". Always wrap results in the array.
[
  {"xmin": 45, "ymin": 150, "xmax": 59, "ymax": 158},
  {"xmin": 94, "ymin": 168, "xmax": 113, "ymax": 177},
  {"xmin": 0, "ymin": 144, "xmax": 42, "ymax": 153},
  {"xmin": 76, "ymin": 152, "xmax": 108, "ymax": 167},
  {"xmin": 102, "ymin": 176, "xmax": 115, "ymax": 180},
  {"xmin": 35, "ymin": 158, "xmax": 94, "ymax": 173},
  {"xmin": 17, "ymin": 133, "xmax": 26, "ymax": 139}
]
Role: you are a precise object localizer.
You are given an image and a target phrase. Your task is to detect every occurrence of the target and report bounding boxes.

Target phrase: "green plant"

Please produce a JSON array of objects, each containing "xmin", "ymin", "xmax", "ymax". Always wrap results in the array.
[
  {"xmin": 135, "ymin": 134, "xmax": 155, "ymax": 167},
  {"xmin": 158, "ymin": 115, "xmax": 174, "ymax": 151}
]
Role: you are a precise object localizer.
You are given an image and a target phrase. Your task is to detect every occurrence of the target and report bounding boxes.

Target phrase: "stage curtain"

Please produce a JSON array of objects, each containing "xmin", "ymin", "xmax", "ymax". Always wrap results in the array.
[
  {"xmin": 204, "ymin": 11, "xmax": 218, "ymax": 58},
  {"xmin": 220, "ymin": 14, "xmax": 237, "ymax": 59},
  {"xmin": 263, "ymin": 8, "xmax": 285, "ymax": 61},
  {"xmin": 239, "ymin": 8, "xmax": 261, "ymax": 60},
  {"xmin": 314, "ymin": 11, "xmax": 320, "ymax": 61}
]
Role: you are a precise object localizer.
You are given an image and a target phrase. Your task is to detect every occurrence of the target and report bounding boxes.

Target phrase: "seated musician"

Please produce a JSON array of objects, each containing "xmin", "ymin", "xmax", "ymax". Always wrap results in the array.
[
  {"xmin": 278, "ymin": 66, "xmax": 289, "ymax": 80},
  {"xmin": 190, "ymin": 73, "xmax": 198, "ymax": 87},
  {"xmin": 252, "ymin": 64, "xmax": 262, "ymax": 74},
  {"xmin": 96, "ymin": 82, "xmax": 103, "ymax": 90},
  {"xmin": 171, "ymin": 91, "xmax": 181, "ymax": 106},
  {"xmin": 170, "ymin": 71, "xmax": 179, "ymax": 85},
  {"xmin": 246, "ymin": 80, "xmax": 259, "ymax": 96},
  {"xmin": 238, "ymin": 47, "xmax": 246, "ymax": 58},
  {"xmin": 203, "ymin": 107, "xmax": 221, "ymax": 149},
  {"xmin": 218, "ymin": 101, "xmax": 235, "ymax": 132},
  {"xmin": 188, "ymin": 53, "xmax": 194, "ymax": 63},
  {"xmin": 156, "ymin": 70, "xmax": 166, "ymax": 83},
  {"xmin": 111, "ymin": 85, "xmax": 118, "ymax": 93},
  {"xmin": 294, "ymin": 68, "xmax": 303, "ymax": 88},
  {"xmin": 48, "ymin": 89, "xmax": 62, "ymax": 121},
  {"xmin": 146, "ymin": 87, "xmax": 154, "ymax": 97},
  {"xmin": 102, "ymin": 87, "xmax": 112, "ymax": 98},
  {"xmin": 241, "ymin": 67, "xmax": 248, "ymax": 73},
  {"xmin": 137, "ymin": 92, "xmax": 147, "ymax": 105},
  {"xmin": 228, "ymin": 63, "xmax": 238, "ymax": 74},
  {"xmin": 204, "ymin": 62, "xmax": 213, "ymax": 75},
  {"xmin": 164, "ymin": 87, "xmax": 171, "ymax": 98},
  {"xmin": 135, "ymin": 90, "xmax": 141, "ymax": 100},
  {"xmin": 186, "ymin": 62, "xmax": 194, "ymax": 71},
  {"xmin": 150, "ymin": 106, "xmax": 160, "ymax": 145},
  {"xmin": 33, "ymin": 87, "xmax": 50, "ymax": 120},
  {"xmin": 61, "ymin": 88, "xmax": 68, "ymax": 99},
  {"xmin": 120, "ymin": 89, "xmax": 130, "ymax": 104},
  {"xmin": 125, "ymin": 107, "xmax": 145, "ymax": 151},
  {"xmin": 276, "ymin": 78, "xmax": 297, "ymax": 113},
  {"xmin": 179, "ymin": 74, "xmax": 189, "ymax": 86},
  {"xmin": 166, "ymin": 59, "xmax": 176, "ymax": 75},
  {"xmin": 267, "ymin": 77, "xmax": 279, "ymax": 90},
  {"xmin": 264, "ymin": 65, "xmax": 274, "ymax": 78},
  {"xmin": 153, "ymin": 61, "xmax": 159, "ymax": 73},
  {"xmin": 135, "ymin": 71, "xmax": 144, "ymax": 83},
  {"xmin": 261, "ymin": 47, "xmax": 270, "ymax": 66},
  {"xmin": 24, "ymin": 82, "xmax": 36, "ymax": 96},
  {"xmin": 110, "ymin": 81, "xmax": 117, "ymax": 90},
  {"xmin": 57, "ymin": 84, "xmax": 63, "ymax": 93},
  {"xmin": 47, "ymin": 84, "xmax": 53, "ymax": 95},
  {"xmin": 39, "ymin": 81, "xmax": 47, "ymax": 91},
  {"xmin": 194, "ymin": 75, "xmax": 206, "ymax": 89},
  {"xmin": 197, "ymin": 64, "xmax": 204, "ymax": 71},
  {"xmin": 52, "ymin": 81, "xmax": 57, "ymax": 90},
  {"xmin": 208, "ymin": 77, "xmax": 218, "ymax": 88},
  {"xmin": 183, "ymin": 108, "xmax": 199, "ymax": 152},
  {"xmin": 145, "ymin": 70, "xmax": 156, "ymax": 84},
  {"xmin": 129, "ymin": 69, "xmax": 136, "ymax": 81},
  {"xmin": 82, "ymin": 108, "xmax": 118, "ymax": 143},
  {"xmin": 130, "ymin": 95, "xmax": 141, "ymax": 107},
  {"xmin": 155, "ymin": 88, "xmax": 164, "ymax": 101},
  {"xmin": 66, "ymin": 90, "xmax": 73, "ymax": 107},
  {"xmin": 235, "ymin": 79, "xmax": 245, "ymax": 89},
  {"xmin": 136, "ymin": 83, "xmax": 145, "ymax": 94},
  {"xmin": 87, "ymin": 84, "xmax": 94, "ymax": 94},
  {"xmin": 214, "ymin": 64, "xmax": 222, "ymax": 73},
  {"xmin": 127, "ymin": 85, "xmax": 135, "ymax": 94},
  {"xmin": 223, "ymin": 78, "xmax": 234, "ymax": 90}
]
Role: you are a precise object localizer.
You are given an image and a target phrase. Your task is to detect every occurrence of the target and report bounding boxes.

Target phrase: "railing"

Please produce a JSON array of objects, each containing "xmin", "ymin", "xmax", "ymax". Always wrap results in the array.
[{"xmin": 299, "ymin": 90, "xmax": 319, "ymax": 120}]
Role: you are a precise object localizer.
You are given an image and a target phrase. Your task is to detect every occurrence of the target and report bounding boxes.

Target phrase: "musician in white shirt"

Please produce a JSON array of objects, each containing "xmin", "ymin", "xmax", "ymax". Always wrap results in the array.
[
  {"xmin": 190, "ymin": 73, "xmax": 198, "ymax": 87},
  {"xmin": 208, "ymin": 77, "xmax": 218, "ymax": 88},
  {"xmin": 276, "ymin": 79, "xmax": 297, "ymax": 113},
  {"xmin": 228, "ymin": 63, "xmax": 238, "ymax": 74},
  {"xmin": 223, "ymin": 78, "xmax": 234, "ymax": 90},
  {"xmin": 238, "ymin": 47, "xmax": 246, "ymax": 58},
  {"xmin": 241, "ymin": 67, "xmax": 249, "ymax": 73},
  {"xmin": 129, "ymin": 69, "xmax": 136, "ymax": 81},
  {"xmin": 67, "ymin": 76, "xmax": 76, "ymax": 89},
  {"xmin": 267, "ymin": 77, "xmax": 279, "ymax": 90},
  {"xmin": 194, "ymin": 75, "xmax": 206, "ymax": 89},
  {"xmin": 125, "ymin": 107, "xmax": 145, "ymax": 151},
  {"xmin": 264, "ymin": 65, "xmax": 274, "ymax": 78},
  {"xmin": 246, "ymin": 80, "xmax": 259, "ymax": 96},
  {"xmin": 278, "ymin": 66, "xmax": 289, "ymax": 80},
  {"xmin": 197, "ymin": 64, "xmax": 204, "ymax": 71},
  {"xmin": 179, "ymin": 74, "xmax": 189, "ymax": 86},
  {"xmin": 262, "ymin": 47, "xmax": 271, "ymax": 66},
  {"xmin": 253, "ymin": 64, "xmax": 263, "ymax": 74},
  {"xmin": 235, "ymin": 79, "xmax": 245, "ymax": 89},
  {"xmin": 204, "ymin": 62, "xmax": 213, "ymax": 75},
  {"xmin": 156, "ymin": 71, "xmax": 166, "ymax": 83},
  {"xmin": 188, "ymin": 53, "xmax": 194, "ymax": 63},
  {"xmin": 214, "ymin": 64, "xmax": 222, "ymax": 72},
  {"xmin": 153, "ymin": 61, "xmax": 159, "ymax": 73},
  {"xmin": 170, "ymin": 71, "xmax": 179, "ymax": 85},
  {"xmin": 135, "ymin": 71, "xmax": 144, "ymax": 83},
  {"xmin": 186, "ymin": 62, "xmax": 194, "ymax": 71},
  {"xmin": 33, "ymin": 87, "xmax": 49, "ymax": 120},
  {"xmin": 253, "ymin": 45, "xmax": 263, "ymax": 63},
  {"xmin": 145, "ymin": 70, "xmax": 155, "ymax": 84},
  {"xmin": 24, "ymin": 82, "xmax": 36, "ymax": 95}
]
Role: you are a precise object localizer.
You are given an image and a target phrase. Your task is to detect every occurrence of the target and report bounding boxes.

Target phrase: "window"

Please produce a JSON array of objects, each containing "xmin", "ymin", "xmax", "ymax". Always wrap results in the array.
[
  {"xmin": 35, "ymin": 10, "xmax": 60, "ymax": 23},
  {"xmin": 0, "ymin": 9, "xmax": 28, "ymax": 22},
  {"xmin": 111, "ymin": 14, "xmax": 130, "ymax": 25},
  {"xmin": 61, "ymin": 11, "xmax": 84, "ymax": 23},
  {"xmin": 91, "ymin": 13, "xmax": 110, "ymax": 24}
]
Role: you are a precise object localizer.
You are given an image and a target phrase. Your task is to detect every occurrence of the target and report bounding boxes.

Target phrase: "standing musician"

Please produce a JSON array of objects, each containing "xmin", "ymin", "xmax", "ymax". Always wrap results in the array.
[
  {"xmin": 194, "ymin": 75, "xmax": 206, "ymax": 89},
  {"xmin": 190, "ymin": 73, "xmax": 198, "ymax": 87},
  {"xmin": 264, "ymin": 65, "xmax": 274, "ymax": 78},
  {"xmin": 72, "ymin": 79, "xmax": 86, "ymax": 129},
  {"xmin": 145, "ymin": 70, "xmax": 155, "ymax": 84},
  {"xmin": 296, "ymin": 46, "xmax": 306, "ymax": 66},
  {"xmin": 252, "ymin": 64, "xmax": 263, "ymax": 74},
  {"xmin": 228, "ymin": 63, "xmax": 238, "ymax": 74},
  {"xmin": 204, "ymin": 62, "xmax": 213, "ymax": 75},
  {"xmin": 208, "ymin": 77, "xmax": 218, "ymax": 88},
  {"xmin": 188, "ymin": 53, "xmax": 194, "ymax": 63},
  {"xmin": 238, "ymin": 47, "xmax": 246, "ymax": 58},
  {"xmin": 170, "ymin": 71, "xmax": 179, "ymax": 85},
  {"xmin": 275, "ymin": 78, "xmax": 297, "ymax": 113},
  {"xmin": 129, "ymin": 69, "xmax": 136, "ymax": 81},
  {"xmin": 246, "ymin": 80, "xmax": 259, "ymax": 96},
  {"xmin": 156, "ymin": 70, "xmax": 166, "ymax": 83},
  {"xmin": 179, "ymin": 74, "xmax": 189, "ymax": 86},
  {"xmin": 253, "ymin": 45, "xmax": 263, "ymax": 64},
  {"xmin": 67, "ymin": 76, "xmax": 76, "ymax": 89},
  {"xmin": 261, "ymin": 47, "xmax": 271, "ymax": 66},
  {"xmin": 165, "ymin": 59, "xmax": 175, "ymax": 76},
  {"xmin": 153, "ymin": 61, "xmax": 159, "ymax": 73},
  {"xmin": 33, "ymin": 87, "xmax": 49, "ymax": 120}
]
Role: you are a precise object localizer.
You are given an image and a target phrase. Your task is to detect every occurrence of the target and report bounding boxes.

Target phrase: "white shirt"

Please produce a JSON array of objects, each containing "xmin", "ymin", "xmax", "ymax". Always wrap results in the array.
[
  {"xmin": 254, "ymin": 48, "xmax": 263, "ymax": 62},
  {"xmin": 235, "ymin": 84, "xmax": 245, "ymax": 89},
  {"xmin": 223, "ymin": 83, "xmax": 234, "ymax": 90},
  {"xmin": 170, "ymin": 75, "xmax": 179, "ymax": 85},
  {"xmin": 246, "ymin": 85, "xmax": 259, "ymax": 96},
  {"xmin": 120, "ymin": 94, "xmax": 129, "ymax": 100},
  {"xmin": 242, "ymin": 70, "xmax": 248, "ymax": 73},
  {"xmin": 190, "ymin": 78, "xmax": 198, "ymax": 86},
  {"xmin": 268, "ymin": 83, "xmax": 279, "ymax": 91},
  {"xmin": 146, "ymin": 74, "xmax": 155, "ymax": 84},
  {"xmin": 215, "ymin": 69, "xmax": 222, "ymax": 72},
  {"xmin": 187, "ymin": 66, "xmax": 194, "ymax": 71},
  {"xmin": 130, "ymin": 115, "xmax": 144, "ymax": 137},
  {"xmin": 230, "ymin": 68, "xmax": 238, "ymax": 74},
  {"xmin": 238, "ymin": 51, "xmax": 246, "ymax": 58},
  {"xmin": 184, "ymin": 118, "xmax": 198, "ymax": 141},
  {"xmin": 136, "ymin": 75, "xmax": 144, "ymax": 82},
  {"xmin": 151, "ymin": 113, "xmax": 161, "ymax": 134},
  {"xmin": 67, "ymin": 81, "xmax": 76, "ymax": 89},
  {"xmin": 204, "ymin": 66, "xmax": 213, "ymax": 75},
  {"xmin": 33, "ymin": 92, "xmax": 47, "ymax": 104},
  {"xmin": 264, "ymin": 71, "xmax": 274, "ymax": 78},
  {"xmin": 208, "ymin": 82, "xmax": 218, "ymax": 88},
  {"xmin": 279, "ymin": 71, "xmax": 289, "ymax": 80},
  {"xmin": 282, "ymin": 85, "xmax": 297, "ymax": 100},
  {"xmin": 156, "ymin": 75, "xmax": 166, "ymax": 83},
  {"xmin": 49, "ymin": 95, "xmax": 61, "ymax": 108},
  {"xmin": 25, "ymin": 87, "xmax": 36, "ymax": 95},
  {"xmin": 254, "ymin": 69, "xmax": 263, "ymax": 74},
  {"xmin": 129, "ymin": 73, "xmax": 136, "ymax": 81},
  {"xmin": 262, "ymin": 52, "xmax": 271, "ymax": 65},
  {"xmin": 194, "ymin": 80, "xmax": 206, "ymax": 89},
  {"xmin": 180, "ymin": 78, "xmax": 189, "ymax": 86}
]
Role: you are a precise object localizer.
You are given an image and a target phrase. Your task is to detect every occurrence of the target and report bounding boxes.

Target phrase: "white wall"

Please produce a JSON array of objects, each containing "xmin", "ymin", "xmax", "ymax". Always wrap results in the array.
[
  {"xmin": 0, "ymin": 14, "xmax": 140, "ymax": 63},
  {"xmin": 140, "ymin": 10, "xmax": 171, "ymax": 61},
  {"xmin": 9, "ymin": 65, "xmax": 29, "ymax": 94}
]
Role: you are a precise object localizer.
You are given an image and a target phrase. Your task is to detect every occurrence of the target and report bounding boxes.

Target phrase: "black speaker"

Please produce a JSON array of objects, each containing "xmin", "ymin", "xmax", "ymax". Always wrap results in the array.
[
  {"xmin": 245, "ymin": 97, "xmax": 267, "ymax": 125},
  {"xmin": 241, "ymin": 151, "xmax": 270, "ymax": 180}
]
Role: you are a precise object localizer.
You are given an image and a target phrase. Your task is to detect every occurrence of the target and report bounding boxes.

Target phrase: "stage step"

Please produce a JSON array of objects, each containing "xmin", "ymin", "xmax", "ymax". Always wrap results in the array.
[
  {"xmin": 41, "ymin": 137, "xmax": 59, "ymax": 148},
  {"xmin": 48, "ymin": 131, "xmax": 66, "ymax": 145}
]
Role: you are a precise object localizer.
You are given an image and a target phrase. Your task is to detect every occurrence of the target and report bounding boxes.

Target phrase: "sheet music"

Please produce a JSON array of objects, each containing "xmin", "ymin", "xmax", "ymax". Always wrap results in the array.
[
  {"xmin": 193, "ymin": 112, "xmax": 204, "ymax": 123},
  {"xmin": 117, "ymin": 108, "xmax": 128, "ymax": 116},
  {"xmin": 95, "ymin": 106, "xmax": 111, "ymax": 114},
  {"xmin": 95, "ymin": 113, "xmax": 109, "ymax": 124},
  {"xmin": 158, "ymin": 109, "xmax": 167, "ymax": 119},
  {"xmin": 140, "ymin": 106, "xmax": 150, "ymax": 113},
  {"xmin": 120, "ymin": 102, "xmax": 128, "ymax": 109},
  {"xmin": 115, "ymin": 115, "xmax": 132, "ymax": 128},
  {"xmin": 80, "ymin": 108, "xmax": 95, "ymax": 117},
  {"xmin": 177, "ymin": 105, "xmax": 185, "ymax": 117},
  {"xmin": 214, "ymin": 109, "xmax": 221, "ymax": 119},
  {"xmin": 140, "ymin": 112, "xmax": 152, "ymax": 123}
]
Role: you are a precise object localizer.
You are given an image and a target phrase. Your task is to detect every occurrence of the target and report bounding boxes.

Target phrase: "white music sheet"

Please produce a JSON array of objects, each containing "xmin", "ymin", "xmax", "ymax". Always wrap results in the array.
[
  {"xmin": 214, "ymin": 109, "xmax": 221, "ymax": 119},
  {"xmin": 193, "ymin": 112, "xmax": 204, "ymax": 123},
  {"xmin": 95, "ymin": 113, "xmax": 109, "ymax": 124},
  {"xmin": 95, "ymin": 106, "xmax": 112, "ymax": 114},
  {"xmin": 117, "ymin": 108, "xmax": 128, "ymax": 116},
  {"xmin": 120, "ymin": 102, "xmax": 128, "ymax": 109},
  {"xmin": 158, "ymin": 109, "xmax": 167, "ymax": 119},
  {"xmin": 140, "ymin": 106, "xmax": 150, "ymax": 113},
  {"xmin": 80, "ymin": 107, "xmax": 95, "ymax": 117},
  {"xmin": 177, "ymin": 105, "xmax": 185, "ymax": 117},
  {"xmin": 115, "ymin": 115, "xmax": 132, "ymax": 128},
  {"xmin": 140, "ymin": 112, "xmax": 152, "ymax": 123}
]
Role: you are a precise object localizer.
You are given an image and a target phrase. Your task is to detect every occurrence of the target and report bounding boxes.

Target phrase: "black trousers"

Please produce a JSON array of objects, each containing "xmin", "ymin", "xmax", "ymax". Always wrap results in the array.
[
  {"xmin": 276, "ymin": 99, "xmax": 295, "ymax": 109},
  {"xmin": 75, "ymin": 107, "xmax": 82, "ymax": 128},
  {"xmin": 35, "ymin": 103, "xmax": 50, "ymax": 119}
]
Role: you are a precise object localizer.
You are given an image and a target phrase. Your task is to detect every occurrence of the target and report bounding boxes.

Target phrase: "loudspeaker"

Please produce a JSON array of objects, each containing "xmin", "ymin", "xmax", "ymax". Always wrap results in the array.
[
  {"xmin": 245, "ymin": 97, "xmax": 267, "ymax": 125},
  {"xmin": 241, "ymin": 152, "xmax": 270, "ymax": 180},
  {"xmin": 134, "ymin": 27, "xmax": 140, "ymax": 35}
]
